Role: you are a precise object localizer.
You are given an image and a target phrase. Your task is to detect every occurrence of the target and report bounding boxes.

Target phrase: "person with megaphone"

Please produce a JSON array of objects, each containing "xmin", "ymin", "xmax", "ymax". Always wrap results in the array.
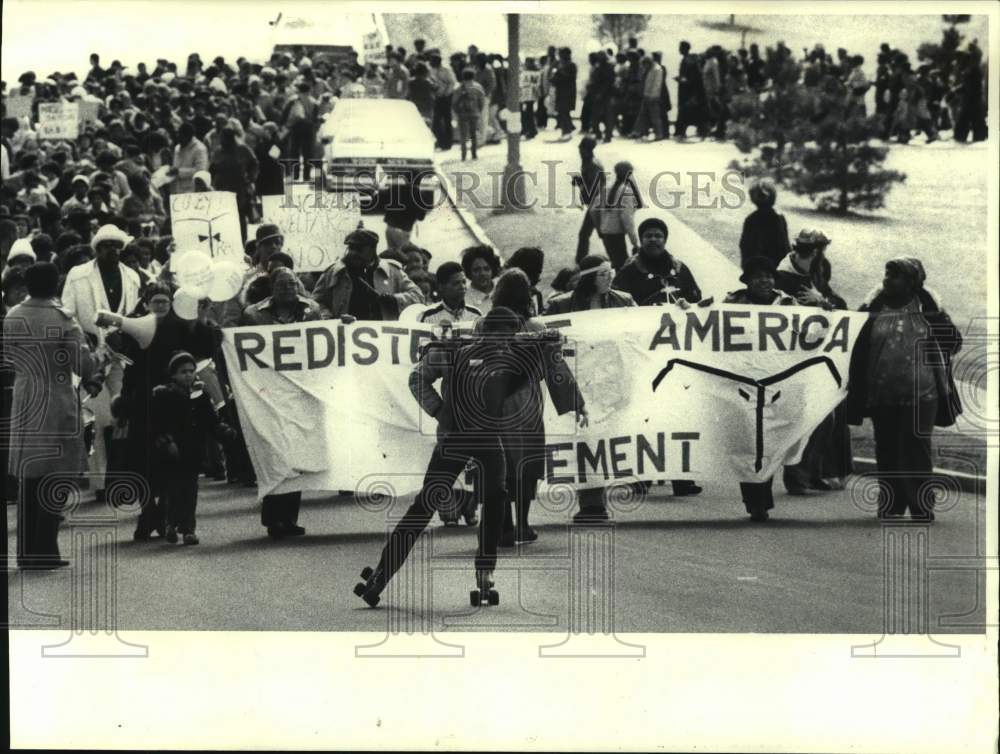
[{"xmin": 97, "ymin": 281, "xmax": 218, "ymax": 541}]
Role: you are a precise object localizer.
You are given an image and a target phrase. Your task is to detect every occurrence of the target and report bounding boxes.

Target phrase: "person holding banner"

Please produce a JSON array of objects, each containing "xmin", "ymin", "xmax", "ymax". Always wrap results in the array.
[
  {"xmin": 545, "ymin": 254, "xmax": 634, "ymax": 524},
  {"xmin": 311, "ymin": 228, "xmax": 424, "ymax": 322},
  {"xmin": 613, "ymin": 216, "xmax": 704, "ymax": 498},
  {"xmin": 724, "ymin": 256, "xmax": 796, "ymax": 522},
  {"xmin": 239, "ymin": 268, "xmax": 323, "ymax": 538}
]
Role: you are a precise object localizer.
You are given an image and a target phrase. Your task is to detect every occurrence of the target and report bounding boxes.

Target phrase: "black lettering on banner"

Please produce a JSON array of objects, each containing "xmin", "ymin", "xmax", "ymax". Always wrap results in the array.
[
  {"xmin": 799, "ymin": 314, "xmax": 829, "ymax": 350},
  {"xmin": 234, "ymin": 332, "xmax": 267, "ymax": 371},
  {"xmin": 306, "ymin": 327, "xmax": 335, "ymax": 369},
  {"xmin": 409, "ymin": 329, "xmax": 435, "ymax": 364},
  {"xmin": 578, "ymin": 439, "xmax": 609, "ymax": 483},
  {"xmin": 648, "ymin": 312, "xmax": 680, "ymax": 351},
  {"xmin": 671, "ymin": 432, "xmax": 700, "ymax": 473},
  {"xmin": 608, "ymin": 435, "xmax": 633, "ymax": 477},
  {"xmin": 636, "ymin": 433, "xmax": 665, "ymax": 475},
  {"xmin": 546, "ymin": 442, "xmax": 574, "ymax": 484},
  {"xmin": 337, "ymin": 325, "xmax": 346, "ymax": 367},
  {"xmin": 273, "ymin": 329, "xmax": 303, "ymax": 371},
  {"xmin": 824, "ymin": 316, "xmax": 851, "ymax": 353},
  {"xmin": 352, "ymin": 326, "xmax": 379, "ymax": 365},
  {"xmin": 383, "ymin": 326, "xmax": 408, "ymax": 365},
  {"xmin": 722, "ymin": 309, "xmax": 753, "ymax": 351},
  {"xmin": 759, "ymin": 312, "xmax": 788, "ymax": 351},
  {"xmin": 789, "ymin": 313, "xmax": 800, "ymax": 351},
  {"xmin": 685, "ymin": 310, "xmax": 720, "ymax": 350}
]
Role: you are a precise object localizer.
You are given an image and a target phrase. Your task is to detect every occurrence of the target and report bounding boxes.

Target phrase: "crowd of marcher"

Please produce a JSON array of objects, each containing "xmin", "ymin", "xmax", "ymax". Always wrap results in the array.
[{"xmin": 0, "ymin": 38, "xmax": 969, "ymax": 570}]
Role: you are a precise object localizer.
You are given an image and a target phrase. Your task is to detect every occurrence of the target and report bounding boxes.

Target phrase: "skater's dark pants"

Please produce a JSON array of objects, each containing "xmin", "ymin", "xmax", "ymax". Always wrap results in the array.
[
  {"xmin": 17, "ymin": 476, "xmax": 67, "ymax": 566},
  {"xmin": 458, "ymin": 118, "xmax": 479, "ymax": 159},
  {"xmin": 521, "ymin": 101, "xmax": 537, "ymax": 139},
  {"xmin": 375, "ymin": 437, "xmax": 507, "ymax": 582},
  {"xmin": 261, "ymin": 491, "xmax": 302, "ymax": 528},
  {"xmin": 871, "ymin": 399, "xmax": 937, "ymax": 516},
  {"xmin": 163, "ymin": 471, "xmax": 199, "ymax": 534},
  {"xmin": 557, "ymin": 106, "xmax": 574, "ymax": 135},
  {"xmin": 740, "ymin": 478, "xmax": 774, "ymax": 514}
]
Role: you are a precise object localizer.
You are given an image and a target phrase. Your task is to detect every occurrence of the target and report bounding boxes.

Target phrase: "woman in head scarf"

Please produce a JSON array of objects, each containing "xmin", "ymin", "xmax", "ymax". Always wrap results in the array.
[{"xmin": 846, "ymin": 257, "xmax": 963, "ymax": 521}]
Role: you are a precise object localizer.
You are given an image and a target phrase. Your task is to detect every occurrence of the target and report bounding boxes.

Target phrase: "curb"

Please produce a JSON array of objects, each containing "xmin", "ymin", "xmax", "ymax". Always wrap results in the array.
[
  {"xmin": 851, "ymin": 456, "xmax": 986, "ymax": 495},
  {"xmin": 435, "ymin": 166, "xmax": 495, "ymax": 250}
]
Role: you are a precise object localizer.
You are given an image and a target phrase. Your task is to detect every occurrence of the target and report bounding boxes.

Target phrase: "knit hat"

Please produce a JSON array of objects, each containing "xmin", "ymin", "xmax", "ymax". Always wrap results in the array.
[
  {"xmin": 345, "ymin": 228, "xmax": 379, "ymax": 249},
  {"xmin": 638, "ymin": 217, "xmax": 669, "ymax": 238},
  {"xmin": 255, "ymin": 223, "xmax": 283, "ymax": 244},
  {"xmin": 793, "ymin": 228, "xmax": 831, "ymax": 249},
  {"xmin": 8, "ymin": 239, "xmax": 36, "ymax": 262},
  {"xmin": 739, "ymin": 256, "xmax": 777, "ymax": 284},
  {"xmin": 71, "ymin": 174, "xmax": 90, "ymax": 187},
  {"xmin": 885, "ymin": 256, "xmax": 926, "ymax": 289},
  {"xmin": 167, "ymin": 350, "xmax": 197, "ymax": 375},
  {"xmin": 91, "ymin": 223, "xmax": 133, "ymax": 249}
]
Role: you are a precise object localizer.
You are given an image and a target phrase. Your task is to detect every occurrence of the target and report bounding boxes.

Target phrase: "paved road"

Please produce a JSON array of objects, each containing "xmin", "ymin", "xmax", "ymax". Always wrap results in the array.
[{"xmin": 6, "ymin": 475, "xmax": 986, "ymax": 634}]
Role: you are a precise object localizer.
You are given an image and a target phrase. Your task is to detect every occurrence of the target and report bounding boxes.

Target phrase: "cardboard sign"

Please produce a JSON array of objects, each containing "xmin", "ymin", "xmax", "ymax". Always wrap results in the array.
[
  {"xmin": 6, "ymin": 92, "xmax": 34, "ymax": 121},
  {"xmin": 37, "ymin": 102, "xmax": 79, "ymax": 140},
  {"xmin": 261, "ymin": 184, "xmax": 362, "ymax": 272},
  {"xmin": 169, "ymin": 191, "xmax": 244, "ymax": 261}
]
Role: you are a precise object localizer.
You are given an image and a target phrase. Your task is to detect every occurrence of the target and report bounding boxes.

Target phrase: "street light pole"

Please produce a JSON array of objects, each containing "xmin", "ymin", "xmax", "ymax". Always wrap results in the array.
[{"xmin": 500, "ymin": 13, "xmax": 526, "ymax": 211}]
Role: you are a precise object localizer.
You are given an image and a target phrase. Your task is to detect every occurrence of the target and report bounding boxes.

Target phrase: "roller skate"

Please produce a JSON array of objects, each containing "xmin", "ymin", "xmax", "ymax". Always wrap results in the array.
[
  {"xmin": 353, "ymin": 565, "xmax": 386, "ymax": 608},
  {"xmin": 469, "ymin": 568, "xmax": 499, "ymax": 607}
]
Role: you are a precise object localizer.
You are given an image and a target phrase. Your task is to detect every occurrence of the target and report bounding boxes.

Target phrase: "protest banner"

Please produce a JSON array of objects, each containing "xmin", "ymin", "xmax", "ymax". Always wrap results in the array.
[
  {"xmin": 6, "ymin": 91, "xmax": 34, "ymax": 121},
  {"xmin": 169, "ymin": 191, "xmax": 244, "ymax": 261},
  {"xmin": 261, "ymin": 184, "xmax": 361, "ymax": 272},
  {"xmin": 37, "ymin": 102, "xmax": 79, "ymax": 139},
  {"xmin": 221, "ymin": 305, "xmax": 867, "ymax": 499}
]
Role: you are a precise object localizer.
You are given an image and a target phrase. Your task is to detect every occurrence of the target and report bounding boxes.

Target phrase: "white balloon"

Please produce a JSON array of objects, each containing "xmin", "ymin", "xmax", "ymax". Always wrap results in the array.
[
  {"xmin": 207, "ymin": 259, "xmax": 245, "ymax": 302},
  {"xmin": 173, "ymin": 288, "xmax": 201, "ymax": 320},
  {"xmin": 399, "ymin": 303, "xmax": 430, "ymax": 323},
  {"xmin": 174, "ymin": 249, "xmax": 214, "ymax": 294}
]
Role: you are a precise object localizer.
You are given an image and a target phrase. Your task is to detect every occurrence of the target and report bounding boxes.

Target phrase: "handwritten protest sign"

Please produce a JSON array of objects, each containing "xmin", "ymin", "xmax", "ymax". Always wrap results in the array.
[
  {"xmin": 169, "ymin": 191, "xmax": 244, "ymax": 261},
  {"xmin": 6, "ymin": 92, "xmax": 34, "ymax": 121},
  {"xmin": 37, "ymin": 102, "xmax": 79, "ymax": 140},
  {"xmin": 363, "ymin": 31, "xmax": 387, "ymax": 66},
  {"xmin": 262, "ymin": 184, "xmax": 362, "ymax": 272}
]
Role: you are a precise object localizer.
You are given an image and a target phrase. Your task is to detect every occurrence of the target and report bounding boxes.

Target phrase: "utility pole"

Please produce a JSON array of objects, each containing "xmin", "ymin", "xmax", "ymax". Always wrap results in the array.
[{"xmin": 500, "ymin": 13, "xmax": 526, "ymax": 211}]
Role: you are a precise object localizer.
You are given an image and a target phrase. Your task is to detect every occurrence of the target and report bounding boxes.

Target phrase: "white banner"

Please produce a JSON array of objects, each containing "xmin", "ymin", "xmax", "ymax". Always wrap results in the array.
[
  {"xmin": 169, "ymin": 191, "xmax": 244, "ymax": 261},
  {"xmin": 37, "ymin": 101, "xmax": 79, "ymax": 140},
  {"xmin": 222, "ymin": 305, "xmax": 866, "ymax": 499},
  {"xmin": 261, "ymin": 184, "xmax": 361, "ymax": 272}
]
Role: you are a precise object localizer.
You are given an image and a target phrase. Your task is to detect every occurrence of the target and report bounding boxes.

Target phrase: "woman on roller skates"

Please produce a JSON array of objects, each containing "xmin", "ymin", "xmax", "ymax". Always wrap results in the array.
[{"xmin": 355, "ymin": 307, "xmax": 587, "ymax": 607}]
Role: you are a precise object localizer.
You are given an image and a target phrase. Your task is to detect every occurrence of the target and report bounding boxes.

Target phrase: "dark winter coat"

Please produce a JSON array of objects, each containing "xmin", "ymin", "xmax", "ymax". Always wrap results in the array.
[
  {"xmin": 738, "ymin": 208, "xmax": 791, "ymax": 268},
  {"xmin": 612, "ymin": 252, "xmax": 702, "ymax": 306},
  {"xmin": 845, "ymin": 287, "xmax": 963, "ymax": 427},
  {"xmin": 150, "ymin": 381, "xmax": 233, "ymax": 475}
]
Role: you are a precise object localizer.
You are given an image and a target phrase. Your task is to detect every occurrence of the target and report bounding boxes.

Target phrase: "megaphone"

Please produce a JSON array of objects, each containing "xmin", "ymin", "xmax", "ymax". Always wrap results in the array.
[{"xmin": 95, "ymin": 310, "xmax": 158, "ymax": 350}]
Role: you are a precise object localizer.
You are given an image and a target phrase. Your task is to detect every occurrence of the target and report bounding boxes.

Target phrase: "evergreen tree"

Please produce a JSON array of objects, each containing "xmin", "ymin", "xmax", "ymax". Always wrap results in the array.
[{"xmin": 728, "ymin": 44, "xmax": 905, "ymax": 215}]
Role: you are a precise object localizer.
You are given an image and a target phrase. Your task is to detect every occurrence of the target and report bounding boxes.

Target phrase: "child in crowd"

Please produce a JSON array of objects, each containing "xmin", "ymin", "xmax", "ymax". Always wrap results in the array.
[
  {"xmin": 151, "ymin": 351, "xmax": 236, "ymax": 545},
  {"xmin": 452, "ymin": 69, "xmax": 487, "ymax": 161}
]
